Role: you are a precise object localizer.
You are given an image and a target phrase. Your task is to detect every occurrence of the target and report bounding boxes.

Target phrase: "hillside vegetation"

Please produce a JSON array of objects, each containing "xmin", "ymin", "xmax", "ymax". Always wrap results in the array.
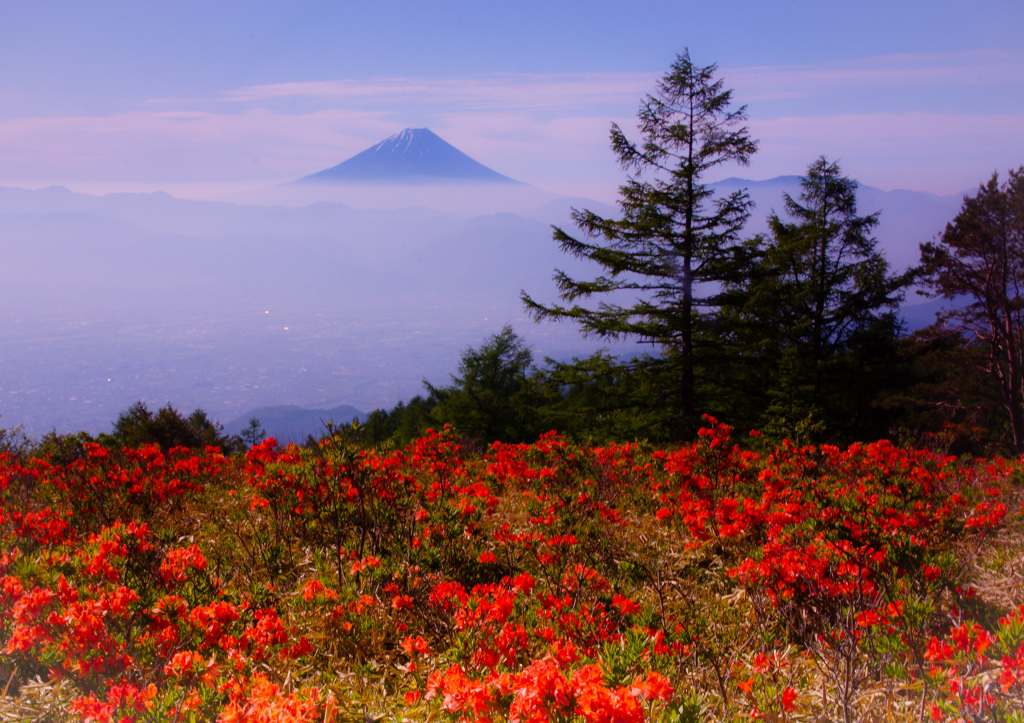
[{"xmin": 1, "ymin": 420, "xmax": 1022, "ymax": 722}]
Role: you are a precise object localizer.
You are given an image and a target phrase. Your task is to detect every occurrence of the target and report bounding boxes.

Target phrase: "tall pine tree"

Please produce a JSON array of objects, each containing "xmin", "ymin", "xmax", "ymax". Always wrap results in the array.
[
  {"xmin": 521, "ymin": 50, "xmax": 757, "ymax": 440},
  {"xmin": 730, "ymin": 157, "xmax": 914, "ymax": 440}
]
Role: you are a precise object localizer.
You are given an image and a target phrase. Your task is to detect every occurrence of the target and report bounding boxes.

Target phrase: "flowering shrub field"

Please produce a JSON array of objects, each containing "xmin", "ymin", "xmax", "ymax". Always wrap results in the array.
[{"xmin": 1, "ymin": 418, "xmax": 1022, "ymax": 722}]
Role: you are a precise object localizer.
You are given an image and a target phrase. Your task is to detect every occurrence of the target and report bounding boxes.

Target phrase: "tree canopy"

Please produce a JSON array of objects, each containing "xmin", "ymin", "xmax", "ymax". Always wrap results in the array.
[
  {"xmin": 727, "ymin": 157, "xmax": 915, "ymax": 438},
  {"xmin": 920, "ymin": 167, "xmax": 1024, "ymax": 452},
  {"xmin": 425, "ymin": 325, "xmax": 542, "ymax": 443},
  {"xmin": 105, "ymin": 401, "xmax": 236, "ymax": 452},
  {"xmin": 522, "ymin": 49, "xmax": 757, "ymax": 440}
]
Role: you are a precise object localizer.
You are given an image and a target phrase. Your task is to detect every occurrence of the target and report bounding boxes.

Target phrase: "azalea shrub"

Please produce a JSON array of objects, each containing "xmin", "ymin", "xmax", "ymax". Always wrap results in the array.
[{"xmin": 0, "ymin": 419, "xmax": 1022, "ymax": 722}]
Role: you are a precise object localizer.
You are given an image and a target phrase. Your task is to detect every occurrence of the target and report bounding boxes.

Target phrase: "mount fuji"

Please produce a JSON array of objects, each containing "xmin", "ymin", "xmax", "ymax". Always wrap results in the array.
[{"xmin": 296, "ymin": 128, "xmax": 522, "ymax": 185}]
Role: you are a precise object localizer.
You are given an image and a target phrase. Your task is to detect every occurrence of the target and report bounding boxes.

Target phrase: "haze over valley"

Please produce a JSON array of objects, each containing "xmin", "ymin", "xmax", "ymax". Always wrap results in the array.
[
  {"xmin": 0, "ymin": 1, "xmax": 1017, "ymax": 441},
  {"xmin": 0, "ymin": 128, "xmax": 966, "ymax": 438}
]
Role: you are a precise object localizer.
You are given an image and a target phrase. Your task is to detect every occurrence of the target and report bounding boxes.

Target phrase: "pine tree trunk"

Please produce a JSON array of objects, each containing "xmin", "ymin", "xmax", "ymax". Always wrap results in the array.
[
  {"xmin": 680, "ymin": 161, "xmax": 695, "ymax": 441},
  {"xmin": 681, "ymin": 280, "xmax": 694, "ymax": 441}
]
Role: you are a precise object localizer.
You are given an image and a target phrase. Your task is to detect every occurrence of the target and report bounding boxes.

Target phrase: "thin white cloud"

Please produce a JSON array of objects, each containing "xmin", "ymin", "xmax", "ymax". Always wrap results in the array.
[
  {"xmin": 0, "ymin": 109, "xmax": 397, "ymax": 182},
  {"xmin": 198, "ymin": 51, "xmax": 1024, "ymax": 113},
  {"xmin": 208, "ymin": 73, "xmax": 656, "ymax": 112},
  {"xmin": 747, "ymin": 111, "xmax": 1024, "ymax": 194},
  {"xmin": 0, "ymin": 105, "xmax": 633, "ymax": 199},
  {"xmin": 2, "ymin": 53, "xmax": 1021, "ymax": 199},
  {"xmin": 3, "ymin": 106, "xmax": 1016, "ymax": 200},
  {"xmin": 726, "ymin": 50, "xmax": 1024, "ymax": 102}
]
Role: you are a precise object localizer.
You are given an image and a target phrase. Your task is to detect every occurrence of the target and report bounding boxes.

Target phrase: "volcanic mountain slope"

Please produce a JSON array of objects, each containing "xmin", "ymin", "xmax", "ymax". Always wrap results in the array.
[{"xmin": 296, "ymin": 128, "xmax": 522, "ymax": 184}]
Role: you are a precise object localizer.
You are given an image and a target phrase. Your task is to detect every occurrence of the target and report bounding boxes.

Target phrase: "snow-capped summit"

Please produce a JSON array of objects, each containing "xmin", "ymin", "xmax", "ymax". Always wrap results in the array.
[{"xmin": 295, "ymin": 128, "xmax": 521, "ymax": 185}]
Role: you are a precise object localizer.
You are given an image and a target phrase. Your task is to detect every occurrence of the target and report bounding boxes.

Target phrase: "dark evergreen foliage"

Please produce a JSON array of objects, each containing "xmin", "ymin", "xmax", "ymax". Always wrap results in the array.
[
  {"xmin": 103, "ymin": 401, "xmax": 237, "ymax": 452},
  {"xmin": 238, "ymin": 417, "xmax": 267, "ymax": 448},
  {"xmin": 725, "ymin": 157, "xmax": 916, "ymax": 441},
  {"xmin": 883, "ymin": 328, "xmax": 1009, "ymax": 454},
  {"xmin": 425, "ymin": 325, "xmax": 543, "ymax": 443},
  {"xmin": 522, "ymin": 49, "xmax": 757, "ymax": 440},
  {"xmin": 530, "ymin": 352, "xmax": 674, "ymax": 442}
]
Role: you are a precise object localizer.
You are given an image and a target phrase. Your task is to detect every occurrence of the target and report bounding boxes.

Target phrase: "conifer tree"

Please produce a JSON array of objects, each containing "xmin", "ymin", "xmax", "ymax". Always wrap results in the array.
[
  {"xmin": 425, "ymin": 325, "xmax": 541, "ymax": 443},
  {"xmin": 731, "ymin": 157, "xmax": 914, "ymax": 439},
  {"xmin": 521, "ymin": 50, "xmax": 757, "ymax": 440}
]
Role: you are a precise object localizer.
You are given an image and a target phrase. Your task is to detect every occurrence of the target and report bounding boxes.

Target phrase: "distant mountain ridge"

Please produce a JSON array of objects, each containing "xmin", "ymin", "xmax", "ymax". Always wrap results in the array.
[
  {"xmin": 295, "ymin": 128, "xmax": 522, "ymax": 185},
  {"xmin": 223, "ymin": 405, "xmax": 365, "ymax": 445},
  {"xmin": 0, "ymin": 175, "xmax": 968, "ymax": 436}
]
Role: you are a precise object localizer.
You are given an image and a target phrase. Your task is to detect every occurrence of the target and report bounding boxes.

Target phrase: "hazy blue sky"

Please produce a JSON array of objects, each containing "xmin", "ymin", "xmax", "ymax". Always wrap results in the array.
[{"xmin": 1, "ymin": 0, "xmax": 1021, "ymax": 201}]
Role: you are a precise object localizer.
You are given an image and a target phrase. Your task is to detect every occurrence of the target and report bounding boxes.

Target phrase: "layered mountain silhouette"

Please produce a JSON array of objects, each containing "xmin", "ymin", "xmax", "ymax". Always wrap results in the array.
[
  {"xmin": 296, "ymin": 128, "xmax": 521, "ymax": 185},
  {"xmin": 223, "ymin": 405, "xmax": 364, "ymax": 444},
  {"xmin": 0, "ymin": 177, "xmax": 966, "ymax": 435}
]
